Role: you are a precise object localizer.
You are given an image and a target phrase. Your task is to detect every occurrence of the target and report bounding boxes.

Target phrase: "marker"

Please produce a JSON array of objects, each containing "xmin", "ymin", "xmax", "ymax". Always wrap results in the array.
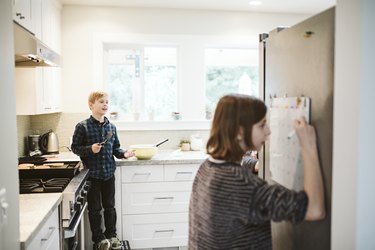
[{"xmin": 287, "ymin": 130, "xmax": 295, "ymax": 139}]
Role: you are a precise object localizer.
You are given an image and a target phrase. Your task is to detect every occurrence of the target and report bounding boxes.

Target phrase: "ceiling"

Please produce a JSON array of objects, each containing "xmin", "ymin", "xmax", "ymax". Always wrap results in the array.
[{"xmin": 61, "ymin": 0, "xmax": 335, "ymax": 15}]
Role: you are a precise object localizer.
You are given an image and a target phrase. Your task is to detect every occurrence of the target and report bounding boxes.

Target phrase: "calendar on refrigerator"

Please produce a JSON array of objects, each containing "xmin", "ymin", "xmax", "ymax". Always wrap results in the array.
[{"xmin": 268, "ymin": 96, "xmax": 311, "ymax": 190}]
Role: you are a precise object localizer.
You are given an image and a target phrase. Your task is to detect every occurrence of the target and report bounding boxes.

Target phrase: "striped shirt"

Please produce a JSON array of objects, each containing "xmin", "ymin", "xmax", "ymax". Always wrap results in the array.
[
  {"xmin": 188, "ymin": 158, "xmax": 308, "ymax": 250},
  {"xmin": 71, "ymin": 115, "xmax": 125, "ymax": 180}
]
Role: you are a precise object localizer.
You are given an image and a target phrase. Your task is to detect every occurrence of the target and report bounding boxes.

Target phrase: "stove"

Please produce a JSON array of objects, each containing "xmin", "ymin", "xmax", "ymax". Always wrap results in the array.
[
  {"xmin": 19, "ymin": 178, "xmax": 71, "ymax": 193},
  {"xmin": 18, "ymin": 161, "xmax": 90, "ymax": 250}
]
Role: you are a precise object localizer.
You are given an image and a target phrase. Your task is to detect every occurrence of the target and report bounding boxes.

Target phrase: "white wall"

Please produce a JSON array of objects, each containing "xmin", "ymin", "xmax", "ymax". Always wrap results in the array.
[
  {"xmin": 0, "ymin": 0, "xmax": 20, "ymax": 249},
  {"xmin": 332, "ymin": 0, "xmax": 375, "ymax": 249},
  {"xmin": 61, "ymin": 6, "xmax": 309, "ymax": 114}
]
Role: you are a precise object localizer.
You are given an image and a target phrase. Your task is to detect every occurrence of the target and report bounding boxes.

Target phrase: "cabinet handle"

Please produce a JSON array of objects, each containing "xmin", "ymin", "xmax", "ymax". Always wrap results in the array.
[
  {"xmin": 133, "ymin": 172, "xmax": 151, "ymax": 176},
  {"xmin": 20, "ymin": 15, "xmax": 25, "ymax": 19},
  {"xmin": 176, "ymin": 171, "xmax": 192, "ymax": 175},
  {"xmin": 16, "ymin": 12, "xmax": 22, "ymax": 16},
  {"xmin": 154, "ymin": 229, "xmax": 174, "ymax": 233},
  {"xmin": 154, "ymin": 197, "xmax": 174, "ymax": 200},
  {"xmin": 41, "ymin": 226, "xmax": 55, "ymax": 241}
]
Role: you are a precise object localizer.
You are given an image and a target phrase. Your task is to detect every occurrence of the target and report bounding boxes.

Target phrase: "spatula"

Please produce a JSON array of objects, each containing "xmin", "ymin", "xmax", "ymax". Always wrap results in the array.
[
  {"xmin": 99, "ymin": 130, "xmax": 113, "ymax": 145},
  {"xmin": 154, "ymin": 138, "xmax": 169, "ymax": 147}
]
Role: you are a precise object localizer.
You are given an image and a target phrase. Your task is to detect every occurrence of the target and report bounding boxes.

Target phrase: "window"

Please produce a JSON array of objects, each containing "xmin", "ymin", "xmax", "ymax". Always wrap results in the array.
[
  {"xmin": 104, "ymin": 46, "xmax": 177, "ymax": 121},
  {"xmin": 205, "ymin": 48, "xmax": 259, "ymax": 115}
]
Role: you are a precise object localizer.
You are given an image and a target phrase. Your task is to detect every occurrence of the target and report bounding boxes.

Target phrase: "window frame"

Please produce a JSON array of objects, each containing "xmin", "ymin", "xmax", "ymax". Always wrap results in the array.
[{"xmin": 93, "ymin": 33, "xmax": 258, "ymax": 131}]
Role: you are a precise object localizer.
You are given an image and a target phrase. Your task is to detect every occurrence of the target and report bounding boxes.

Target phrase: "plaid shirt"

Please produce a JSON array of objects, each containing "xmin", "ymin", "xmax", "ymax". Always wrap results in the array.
[{"xmin": 71, "ymin": 115, "xmax": 125, "ymax": 180}]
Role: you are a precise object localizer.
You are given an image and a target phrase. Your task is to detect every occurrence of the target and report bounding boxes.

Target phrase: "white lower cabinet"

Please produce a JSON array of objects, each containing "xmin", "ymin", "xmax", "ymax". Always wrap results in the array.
[
  {"xmin": 123, "ymin": 213, "xmax": 188, "ymax": 249},
  {"xmin": 26, "ymin": 205, "xmax": 60, "ymax": 250},
  {"xmin": 120, "ymin": 163, "xmax": 198, "ymax": 249}
]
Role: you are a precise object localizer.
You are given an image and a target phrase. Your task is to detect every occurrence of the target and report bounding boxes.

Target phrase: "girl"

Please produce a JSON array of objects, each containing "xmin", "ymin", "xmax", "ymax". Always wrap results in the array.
[{"xmin": 188, "ymin": 94, "xmax": 325, "ymax": 250}]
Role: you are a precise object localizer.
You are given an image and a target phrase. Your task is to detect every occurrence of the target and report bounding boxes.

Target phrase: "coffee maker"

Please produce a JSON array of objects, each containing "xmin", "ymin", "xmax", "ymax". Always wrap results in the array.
[{"xmin": 28, "ymin": 134, "xmax": 42, "ymax": 156}]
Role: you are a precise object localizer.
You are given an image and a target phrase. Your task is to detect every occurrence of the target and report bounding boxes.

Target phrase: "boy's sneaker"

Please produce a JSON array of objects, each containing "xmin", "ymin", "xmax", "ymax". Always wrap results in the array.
[
  {"xmin": 97, "ymin": 239, "xmax": 110, "ymax": 250},
  {"xmin": 109, "ymin": 237, "xmax": 122, "ymax": 250}
]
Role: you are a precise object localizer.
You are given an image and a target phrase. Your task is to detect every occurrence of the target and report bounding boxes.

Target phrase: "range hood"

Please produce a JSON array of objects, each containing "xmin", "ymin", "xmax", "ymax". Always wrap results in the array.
[{"xmin": 14, "ymin": 22, "xmax": 61, "ymax": 67}]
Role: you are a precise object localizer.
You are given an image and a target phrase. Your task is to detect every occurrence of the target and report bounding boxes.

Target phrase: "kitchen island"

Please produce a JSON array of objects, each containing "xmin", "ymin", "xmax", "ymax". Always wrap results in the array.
[{"xmin": 19, "ymin": 193, "xmax": 62, "ymax": 250}]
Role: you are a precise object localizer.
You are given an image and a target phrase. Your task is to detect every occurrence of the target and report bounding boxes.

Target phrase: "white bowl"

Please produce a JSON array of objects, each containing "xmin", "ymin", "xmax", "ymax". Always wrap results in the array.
[{"xmin": 129, "ymin": 144, "xmax": 158, "ymax": 160}]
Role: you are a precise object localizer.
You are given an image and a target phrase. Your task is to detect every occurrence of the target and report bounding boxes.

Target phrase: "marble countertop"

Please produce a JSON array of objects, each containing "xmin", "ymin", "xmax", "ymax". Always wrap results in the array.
[
  {"xmin": 117, "ymin": 149, "xmax": 209, "ymax": 166},
  {"xmin": 47, "ymin": 150, "xmax": 208, "ymax": 166},
  {"xmin": 19, "ymin": 193, "xmax": 62, "ymax": 248},
  {"xmin": 42, "ymin": 151, "xmax": 80, "ymax": 162}
]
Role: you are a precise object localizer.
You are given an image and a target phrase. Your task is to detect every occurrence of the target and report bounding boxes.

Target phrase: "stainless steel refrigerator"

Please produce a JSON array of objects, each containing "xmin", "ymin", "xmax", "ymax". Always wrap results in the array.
[{"xmin": 259, "ymin": 7, "xmax": 334, "ymax": 250}]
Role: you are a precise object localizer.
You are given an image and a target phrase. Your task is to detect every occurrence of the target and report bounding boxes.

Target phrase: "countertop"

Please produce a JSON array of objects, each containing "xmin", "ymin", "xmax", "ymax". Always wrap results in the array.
[
  {"xmin": 47, "ymin": 149, "xmax": 208, "ymax": 166},
  {"xmin": 42, "ymin": 151, "xmax": 80, "ymax": 162},
  {"xmin": 19, "ymin": 193, "xmax": 62, "ymax": 249},
  {"xmin": 18, "ymin": 150, "xmax": 206, "ymax": 248},
  {"xmin": 117, "ymin": 149, "xmax": 208, "ymax": 166}
]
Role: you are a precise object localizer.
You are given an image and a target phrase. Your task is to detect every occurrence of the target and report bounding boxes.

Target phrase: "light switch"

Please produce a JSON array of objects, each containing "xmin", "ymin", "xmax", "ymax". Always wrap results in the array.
[{"xmin": 0, "ymin": 188, "xmax": 8, "ymax": 226}]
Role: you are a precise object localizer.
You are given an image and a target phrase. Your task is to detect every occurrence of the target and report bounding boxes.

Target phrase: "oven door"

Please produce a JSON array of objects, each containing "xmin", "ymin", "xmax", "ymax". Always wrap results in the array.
[{"xmin": 63, "ymin": 202, "xmax": 87, "ymax": 250}]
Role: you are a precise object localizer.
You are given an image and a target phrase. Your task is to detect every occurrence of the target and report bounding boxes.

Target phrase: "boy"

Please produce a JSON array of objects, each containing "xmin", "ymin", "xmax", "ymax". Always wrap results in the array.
[{"xmin": 71, "ymin": 91, "xmax": 135, "ymax": 250}]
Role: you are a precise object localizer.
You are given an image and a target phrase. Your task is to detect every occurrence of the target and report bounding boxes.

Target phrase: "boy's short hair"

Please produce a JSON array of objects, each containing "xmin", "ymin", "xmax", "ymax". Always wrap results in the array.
[{"xmin": 88, "ymin": 91, "xmax": 108, "ymax": 104}]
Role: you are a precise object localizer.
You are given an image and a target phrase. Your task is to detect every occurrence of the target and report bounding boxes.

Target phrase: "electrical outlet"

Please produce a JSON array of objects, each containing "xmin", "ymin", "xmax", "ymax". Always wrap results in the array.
[{"xmin": 0, "ymin": 188, "xmax": 8, "ymax": 226}]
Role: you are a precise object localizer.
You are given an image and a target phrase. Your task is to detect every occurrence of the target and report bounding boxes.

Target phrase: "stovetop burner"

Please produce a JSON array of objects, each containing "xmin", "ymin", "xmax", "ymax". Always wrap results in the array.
[{"xmin": 19, "ymin": 178, "xmax": 71, "ymax": 194}]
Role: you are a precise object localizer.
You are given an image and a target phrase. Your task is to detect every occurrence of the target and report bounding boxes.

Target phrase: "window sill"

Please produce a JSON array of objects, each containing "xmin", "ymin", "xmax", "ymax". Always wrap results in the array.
[{"xmin": 113, "ymin": 120, "xmax": 211, "ymax": 131}]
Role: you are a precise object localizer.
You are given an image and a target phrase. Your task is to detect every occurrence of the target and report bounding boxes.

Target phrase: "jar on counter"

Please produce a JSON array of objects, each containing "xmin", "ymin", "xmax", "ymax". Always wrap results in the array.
[{"xmin": 190, "ymin": 134, "xmax": 203, "ymax": 151}]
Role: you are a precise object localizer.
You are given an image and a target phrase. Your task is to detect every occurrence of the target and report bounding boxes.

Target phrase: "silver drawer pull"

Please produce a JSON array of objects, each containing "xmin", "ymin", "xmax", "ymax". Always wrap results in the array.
[
  {"xmin": 133, "ymin": 173, "xmax": 151, "ymax": 176},
  {"xmin": 41, "ymin": 226, "xmax": 55, "ymax": 241},
  {"xmin": 154, "ymin": 197, "xmax": 174, "ymax": 200},
  {"xmin": 154, "ymin": 229, "xmax": 174, "ymax": 233},
  {"xmin": 176, "ymin": 171, "xmax": 192, "ymax": 175}
]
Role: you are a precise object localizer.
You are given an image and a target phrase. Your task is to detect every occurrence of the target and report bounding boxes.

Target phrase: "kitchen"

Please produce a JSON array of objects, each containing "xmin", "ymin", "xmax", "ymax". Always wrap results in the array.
[{"xmin": 1, "ymin": 0, "xmax": 375, "ymax": 250}]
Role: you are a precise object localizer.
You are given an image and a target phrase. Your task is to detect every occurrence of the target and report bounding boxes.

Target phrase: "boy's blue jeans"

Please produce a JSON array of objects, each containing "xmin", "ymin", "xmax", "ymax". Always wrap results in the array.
[{"xmin": 87, "ymin": 175, "xmax": 117, "ymax": 243}]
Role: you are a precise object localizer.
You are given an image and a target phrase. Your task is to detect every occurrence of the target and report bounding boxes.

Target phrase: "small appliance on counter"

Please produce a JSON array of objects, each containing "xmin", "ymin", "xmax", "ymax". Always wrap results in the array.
[
  {"xmin": 190, "ymin": 134, "xmax": 203, "ymax": 151},
  {"xmin": 28, "ymin": 134, "xmax": 42, "ymax": 156},
  {"xmin": 40, "ymin": 130, "xmax": 59, "ymax": 154}
]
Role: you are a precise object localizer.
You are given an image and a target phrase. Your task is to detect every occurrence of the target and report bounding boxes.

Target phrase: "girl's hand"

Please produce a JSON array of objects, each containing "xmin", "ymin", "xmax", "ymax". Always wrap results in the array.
[
  {"xmin": 124, "ymin": 150, "xmax": 136, "ymax": 158},
  {"xmin": 294, "ymin": 117, "xmax": 317, "ymax": 152},
  {"xmin": 91, "ymin": 143, "xmax": 102, "ymax": 154}
]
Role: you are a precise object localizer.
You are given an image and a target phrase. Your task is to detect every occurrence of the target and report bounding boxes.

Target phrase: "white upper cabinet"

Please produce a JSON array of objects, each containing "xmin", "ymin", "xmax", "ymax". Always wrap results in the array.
[
  {"xmin": 12, "ymin": 0, "xmax": 35, "ymax": 33},
  {"xmin": 16, "ymin": 67, "xmax": 62, "ymax": 115},
  {"xmin": 15, "ymin": 0, "xmax": 62, "ymax": 115},
  {"xmin": 12, "ymin": 0, "xmax": 61, "ymax": 53},
  {"xmin": 41, "ymin": 0, "xmax": 61, "ymax": 53}
]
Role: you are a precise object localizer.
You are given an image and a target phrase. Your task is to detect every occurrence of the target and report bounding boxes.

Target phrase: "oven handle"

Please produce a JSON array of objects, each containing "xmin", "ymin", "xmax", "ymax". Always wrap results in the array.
[{"xmin": 64, "ymin": 202, "xmax": 87, "ymax": 239}]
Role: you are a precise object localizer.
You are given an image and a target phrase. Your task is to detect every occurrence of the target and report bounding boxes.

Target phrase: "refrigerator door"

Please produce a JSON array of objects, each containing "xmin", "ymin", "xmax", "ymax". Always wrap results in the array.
[{"xmin": 260, "ymin": 7, "xmax": 334, "ymax": 250}]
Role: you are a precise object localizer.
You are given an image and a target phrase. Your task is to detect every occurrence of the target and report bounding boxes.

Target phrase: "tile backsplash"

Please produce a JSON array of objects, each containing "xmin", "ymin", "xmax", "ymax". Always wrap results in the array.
[
  {"xmin": 16, "ymin": 115, "xmax": 31, "ymax": 156},
  {"xmin": 17, "ymin": 112, "xmax": 209, "ymax": 157}
]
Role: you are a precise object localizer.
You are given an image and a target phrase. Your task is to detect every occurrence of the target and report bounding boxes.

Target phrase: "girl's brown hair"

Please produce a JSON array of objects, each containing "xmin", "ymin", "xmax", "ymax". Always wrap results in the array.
[{"xmin": 206, "ymin": 94, "xmax": 267, "ymax": 163}]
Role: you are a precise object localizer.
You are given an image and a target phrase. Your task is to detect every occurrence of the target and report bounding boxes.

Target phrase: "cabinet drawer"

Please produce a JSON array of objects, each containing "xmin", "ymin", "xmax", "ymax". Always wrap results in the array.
[
  {"xmin": 122, "ymin": 213, "xmax": 188, "ymax": 249},
  {"xmin": 121, "ymin": 165, "xmax": 163, "ymax": 183},
  {"xmin": 26, "ymin": 206, "xmax": 59, "ymax": 250},
  {"xmin": 122, "ymin": 182, "xmax": 193, "ymax": 214},
  {"xmin": 164, "ymin": 164, "xmax": 199, "ymax": 182}
]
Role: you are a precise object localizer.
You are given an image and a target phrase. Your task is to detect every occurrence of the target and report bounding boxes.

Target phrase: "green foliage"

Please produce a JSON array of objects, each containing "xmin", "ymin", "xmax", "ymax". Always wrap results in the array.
[{"xmin": 205, "ymin": 66, "xmax": 259, "ymax": 113}]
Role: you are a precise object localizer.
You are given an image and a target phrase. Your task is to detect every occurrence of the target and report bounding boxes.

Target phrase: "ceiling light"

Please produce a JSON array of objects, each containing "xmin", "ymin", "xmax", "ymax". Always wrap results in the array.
[{"xmin": 249, "ymin": 0, "xmax": 262, "ymax": 6}]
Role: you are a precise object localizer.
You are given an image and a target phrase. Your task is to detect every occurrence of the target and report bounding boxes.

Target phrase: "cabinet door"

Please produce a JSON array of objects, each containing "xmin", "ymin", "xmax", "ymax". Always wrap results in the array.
[
  {"xmin": 164, "ymin": 164, "xmax": 199, "ymax": 182},
  {"xmin": 121, "ymin": 165, "xmax": 164, "ymax": 183},
  {"xmin": 41, "ymin": 0, "xmax": 61, "ymax": 52},
  {"xmin": 122, "ymin": 182, "xmax": 193, "ymax": 214},
  {"xmin": 15, "ymin": 67, "xmax": 61, "ymax": 115},
  {"xmin": 13, "ymin": 0, "xmax": 34, "ymax": 33},
  {"xmin": 42, "ymin": 67, "xmax": 61, "ymax": 113},
  {"xmin": 26, "ymin": 205, "xmax": 60, "ymax": 250},
  {"xmin": 123, "ymin": 213, "xmax": 188, "ymax": 249}
]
